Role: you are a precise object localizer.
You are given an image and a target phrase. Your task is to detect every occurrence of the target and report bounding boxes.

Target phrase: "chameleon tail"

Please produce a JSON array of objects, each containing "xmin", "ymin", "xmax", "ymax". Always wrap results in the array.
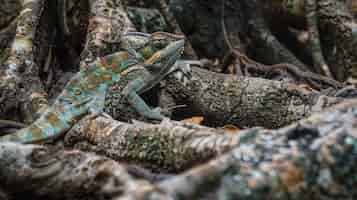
[
  {"xmin": 0, "ymin": 111, "xmax": 72, "ymax": 144},
  {"xmin": 0, "ymin": 97, "xmax": 94, "ymax": 144}
]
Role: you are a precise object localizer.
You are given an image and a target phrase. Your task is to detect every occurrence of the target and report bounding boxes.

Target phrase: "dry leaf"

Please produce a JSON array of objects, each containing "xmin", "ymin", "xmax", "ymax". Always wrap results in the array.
[
  {"xmin": 222, "ymin": 124, "xmax": 240, "ymax": 132},
  {"xmin": 181, "ymin": 116, "xmax": 204, "ymax": 125},
  {"xmin": 298, "ymin": 84, "xmax": 313, "ymax": 91}
]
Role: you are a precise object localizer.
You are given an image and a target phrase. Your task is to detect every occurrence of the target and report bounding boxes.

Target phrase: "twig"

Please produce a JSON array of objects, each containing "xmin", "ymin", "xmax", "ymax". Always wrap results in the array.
[
  {"xmin": 57, "ymin": 0, "xmax": 70, "ymax": 36},
  {"xmin": 220, "ymin": 4, "xmax": 342, "ymax": 90},
  {"xmin": 305, "ymin": 0, "xmax": 333, "ymax": 78},
  {"xmin": 221, "ymin": 0, "xmax": 243, "ymax": 75},
  {"xmin": 0, "ymin": 119, "xmax": 26, "ymax": 129},
  {"xmin": 155, "ymin": 0, "xmax": 198, "ymax": 59}
]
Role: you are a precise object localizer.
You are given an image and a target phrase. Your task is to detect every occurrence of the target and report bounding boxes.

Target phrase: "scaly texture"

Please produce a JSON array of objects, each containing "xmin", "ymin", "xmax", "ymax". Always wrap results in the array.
[{"xmin": 0, "ymin": 31, "xmax": 185, "ymax": 143}]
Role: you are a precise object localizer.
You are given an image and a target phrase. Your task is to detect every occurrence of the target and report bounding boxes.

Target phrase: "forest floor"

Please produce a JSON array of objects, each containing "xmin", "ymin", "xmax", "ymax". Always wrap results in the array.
[{"xmin": 0, "ymin": 0, "xmax": 357, "ymax": 200}]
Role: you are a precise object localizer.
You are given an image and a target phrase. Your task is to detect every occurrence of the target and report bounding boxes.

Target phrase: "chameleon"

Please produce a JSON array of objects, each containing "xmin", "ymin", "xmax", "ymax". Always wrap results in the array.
[{"xmin": 0, "ymin": 31, "xmax": 185, "ymax": 144}]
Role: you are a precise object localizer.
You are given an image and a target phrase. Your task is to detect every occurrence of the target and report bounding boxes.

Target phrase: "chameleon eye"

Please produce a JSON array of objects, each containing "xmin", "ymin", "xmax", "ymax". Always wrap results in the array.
[
  {"xmin": 153, "ymin": 40, "xmax": 165, "ymax": 49},
  {"xmin": 140, "ymin": 46, "xmax": 154, "ymax": 59}
]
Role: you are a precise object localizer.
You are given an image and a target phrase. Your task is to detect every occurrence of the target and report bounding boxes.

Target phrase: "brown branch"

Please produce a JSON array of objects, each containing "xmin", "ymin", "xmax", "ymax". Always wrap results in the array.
[
  {"xmin": 1, "ymin": 100, "xmax": 357, "ymax": 199},
  {"xmin": 264, "ymin": 0, "xmax": 357, "ymax": 81},
  {"xmin": 317, "ymin": 0, "xmax": 357, "ymax": 81},
  {"xmin": 152, "ymin": 100, "xmax": 357, "ymax": 200},
  {"xmin": 80, "ymin": 0, "xmax": 131, "ymax": 64},
  {"xmin": 222, "ymin": 47, "xmax": 343, "ymax": 90},
  {"xmin": 155, "ymin": 0, "xmax": 198, "ymax": 59},
  {"xmin": 160, "ymin": 66, "xmax": 341, "ymax": 128},
  {"xmin": 38, "ymin": 100, "xmax": 357, "ymax": 199},
  {"xmin": 0, "ymin": 142, "xmax": 138, "ymax": 200},
  {"xmin": 103, "ymin": 63, "xmax": 341, "ymax": 128},
  {"xmin": 0, "ymin": 0, "xmax": 49, "ymax": 122},
  {"xmin": 64, "ymin": 116, "xmax": 240, "ymax": 172}
]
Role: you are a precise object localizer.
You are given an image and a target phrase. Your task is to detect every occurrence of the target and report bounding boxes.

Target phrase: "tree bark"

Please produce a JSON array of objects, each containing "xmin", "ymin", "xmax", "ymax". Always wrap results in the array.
[
  {"xmin": 64, "ymin": 116, "xmax": 240, "ymax": 172},
  {"xmin": 1, "ymin": 99, "xmax": 356, "ymax": 200},
  {"xmin": 0, "ymin": 142, "xmax": 137, "ymax": 200},
  {"xmin": 104, "ymin": 64, "xmax": 341, "ymax": 128},
  {"xmin": 161, "ymin": 66, "xmax": 343, "ymax": 128},
  {"xmin": 0, "ymin": 0, "xmax": 49, "ymax": 122},
  {"xmin": 317, "ymin": 0, "xmax": 357, "ymax": 81},
  {"xmin": 1, "ymin": 1, "xmax": 357, "ymax": 200},
  {"xmin": 80, "ymin": 0, "xmax": 131, "ymax": 65},
  {"xmin": 153, "ymin": 100, "xmax": 357, "ymax": 200}
]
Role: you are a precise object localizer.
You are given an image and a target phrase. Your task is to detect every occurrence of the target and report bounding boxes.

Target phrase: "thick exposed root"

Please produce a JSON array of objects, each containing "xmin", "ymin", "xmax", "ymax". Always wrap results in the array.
[
  {"xmin": 80, "ymin": 0, "xmax": 130, "ymax": 65},
  {"xmin": 2, "ymin": 100, "xmax": 357, "ymax": 200},
  {"xmin": 0, "ymin": 0, "xmax": 49, "ymax": 122}
]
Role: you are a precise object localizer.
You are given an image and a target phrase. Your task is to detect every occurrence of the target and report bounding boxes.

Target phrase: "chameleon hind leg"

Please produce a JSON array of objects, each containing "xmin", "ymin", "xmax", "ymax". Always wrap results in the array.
[{"xmin": 122, "ymin": 77, "xmax": 164, "ymax": 120}]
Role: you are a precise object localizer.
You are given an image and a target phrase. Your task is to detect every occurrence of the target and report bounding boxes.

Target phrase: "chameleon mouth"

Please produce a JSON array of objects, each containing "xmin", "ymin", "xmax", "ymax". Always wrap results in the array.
[
  {"xmin": 124, "ymin": 32, "xmax": 151, "ymax": 37},
  {"xmin": 145, "ymin": 39, "xmax": 185, "ymax": 65},
  {"xmin": 138, "ymin": 39, "xmax": 185, "ymax": 94}
]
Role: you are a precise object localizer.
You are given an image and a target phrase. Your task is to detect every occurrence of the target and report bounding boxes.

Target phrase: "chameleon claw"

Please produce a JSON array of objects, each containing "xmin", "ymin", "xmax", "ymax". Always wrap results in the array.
[
  {"xmin": 151, "ymin": 107, "xmax": 166, "ymax": 120},
  {"xmin": 139, "ymin": 107, "xmax": 164, "ymax": 121},
  {"xmin": 168, "ymin": 60, "xmax": 195, "ymax": 85}
]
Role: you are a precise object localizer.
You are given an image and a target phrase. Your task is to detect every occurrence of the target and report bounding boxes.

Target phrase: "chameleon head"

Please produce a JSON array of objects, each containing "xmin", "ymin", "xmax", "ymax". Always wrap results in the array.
[{"xmin": 122, "ymin": 31, "xmax": 185, "ymax": 65}]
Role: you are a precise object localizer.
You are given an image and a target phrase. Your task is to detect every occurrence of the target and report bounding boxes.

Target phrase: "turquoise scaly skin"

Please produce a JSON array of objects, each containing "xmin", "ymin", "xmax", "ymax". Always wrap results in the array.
[{"xmin": 0, "ymin": 32, "xmax": 185, "ymax": 143}]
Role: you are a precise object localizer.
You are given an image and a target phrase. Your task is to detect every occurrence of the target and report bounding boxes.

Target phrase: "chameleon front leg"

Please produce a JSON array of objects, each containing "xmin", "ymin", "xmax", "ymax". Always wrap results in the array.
[{"xmin": 122, "ymin": 77, "xmax": 164, "ymax": 120}]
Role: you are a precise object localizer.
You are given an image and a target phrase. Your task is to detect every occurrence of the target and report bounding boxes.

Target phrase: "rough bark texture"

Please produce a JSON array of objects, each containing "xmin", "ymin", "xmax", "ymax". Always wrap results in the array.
[
  {"xmin": 157, "ymin": 100, "xmax": 357, "ymax": 200},
  {"xmin": 0, "ymin": 0, "xmax": 50, "ymax": 122},
  {"xmin": 170, "ymin": 0, "xmax": 310, "ymax": 71},
  {"xmin": 1, "ymin": 100, "xmax": 357, "ymax": 200},
  {"xmin": 317, "ymin": 0, "xmax": 357, "ymax": 81},
  {"xmin": 170, "ymin": 0, "xmax": 357, "ymax": 82},
  {"xmin": 170, "ymin": 0, "xmax": 246, "ymax": 59},
  {"xmin": 80, "ymin": 0, "xmax": 130, "ymax": 65},
  {"xmin": 0, "ymin": 1, "xmax": 20, "ymax": 56},
  {"xmin": 1, "ymin": 1, "xmax": 357, "ymax": 200},
  {"xmin": 103, "ymin": 64, "xmax": 341, "ymax": 128},
  {"xmin": 127, "ymin": 7, "xmax": 168, "ymax": 33},
  {"xmin": 161, "ymin": 66, "xmax": 340, "ymax": 128},
  {"xmin": 65, "ymin": 116, "xmax": 240, "ymax": 172},
  {"xmin": 0, "ymin": 142, "xmax": 137, "ymax": 200}
]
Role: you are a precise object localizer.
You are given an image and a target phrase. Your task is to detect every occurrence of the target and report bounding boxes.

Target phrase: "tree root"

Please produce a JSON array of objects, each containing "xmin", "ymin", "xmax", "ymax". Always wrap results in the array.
[
  {"xmin": 160, "ymin": 65, "xmax": 341, "ymax": 128},
  {"xmin": 103, "ymin": 63, "xmax": 341, "ymax": 128},
  {"xmin": 80, "ymin": 0, "xmax": 130, "ymax": 65},
  {"xmin": 244, "ymin": 0, "xmax": 310, "ymax": 72},
  {"xmin": 305, "ymin": 0, "xmax": 333, "ymax": 77},
  {"xmin": 155, "ymin": 0, "xmax": 198, "ymax": 59},
  {"xmin": 57, "ymin": 0, "xmax": 71, "ymax": 36},
  {"xmin": 0, "ymin": 142, "xmax": 138, "ymax": 200},
  {"xmin": 264, "ymin": 0, "xmax": 357, "ymax": 81},
  {"xmin": 2, "ymin": 100, "xmax": 357, "ymax": 200},
  {"xmin": 229, "ymin": 49, "xmax": 343, "ymax": 90},
  {"xmin": 64, "ymin": 116, "xmax": 240, "ymax": 172},
  {"xmin": 0, "ymin": 0, "xmax": 49, "ymax": 122}
]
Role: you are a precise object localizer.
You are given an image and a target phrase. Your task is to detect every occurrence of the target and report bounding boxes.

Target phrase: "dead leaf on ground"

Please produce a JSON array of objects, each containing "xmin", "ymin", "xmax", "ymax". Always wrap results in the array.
[
  {"xmin": 222, "ymin": 124, "xmax": 240, "ymax": 133},
  {"xmin": 181, "ymin": 116, "xmax": 204, "ymax": 125}
]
